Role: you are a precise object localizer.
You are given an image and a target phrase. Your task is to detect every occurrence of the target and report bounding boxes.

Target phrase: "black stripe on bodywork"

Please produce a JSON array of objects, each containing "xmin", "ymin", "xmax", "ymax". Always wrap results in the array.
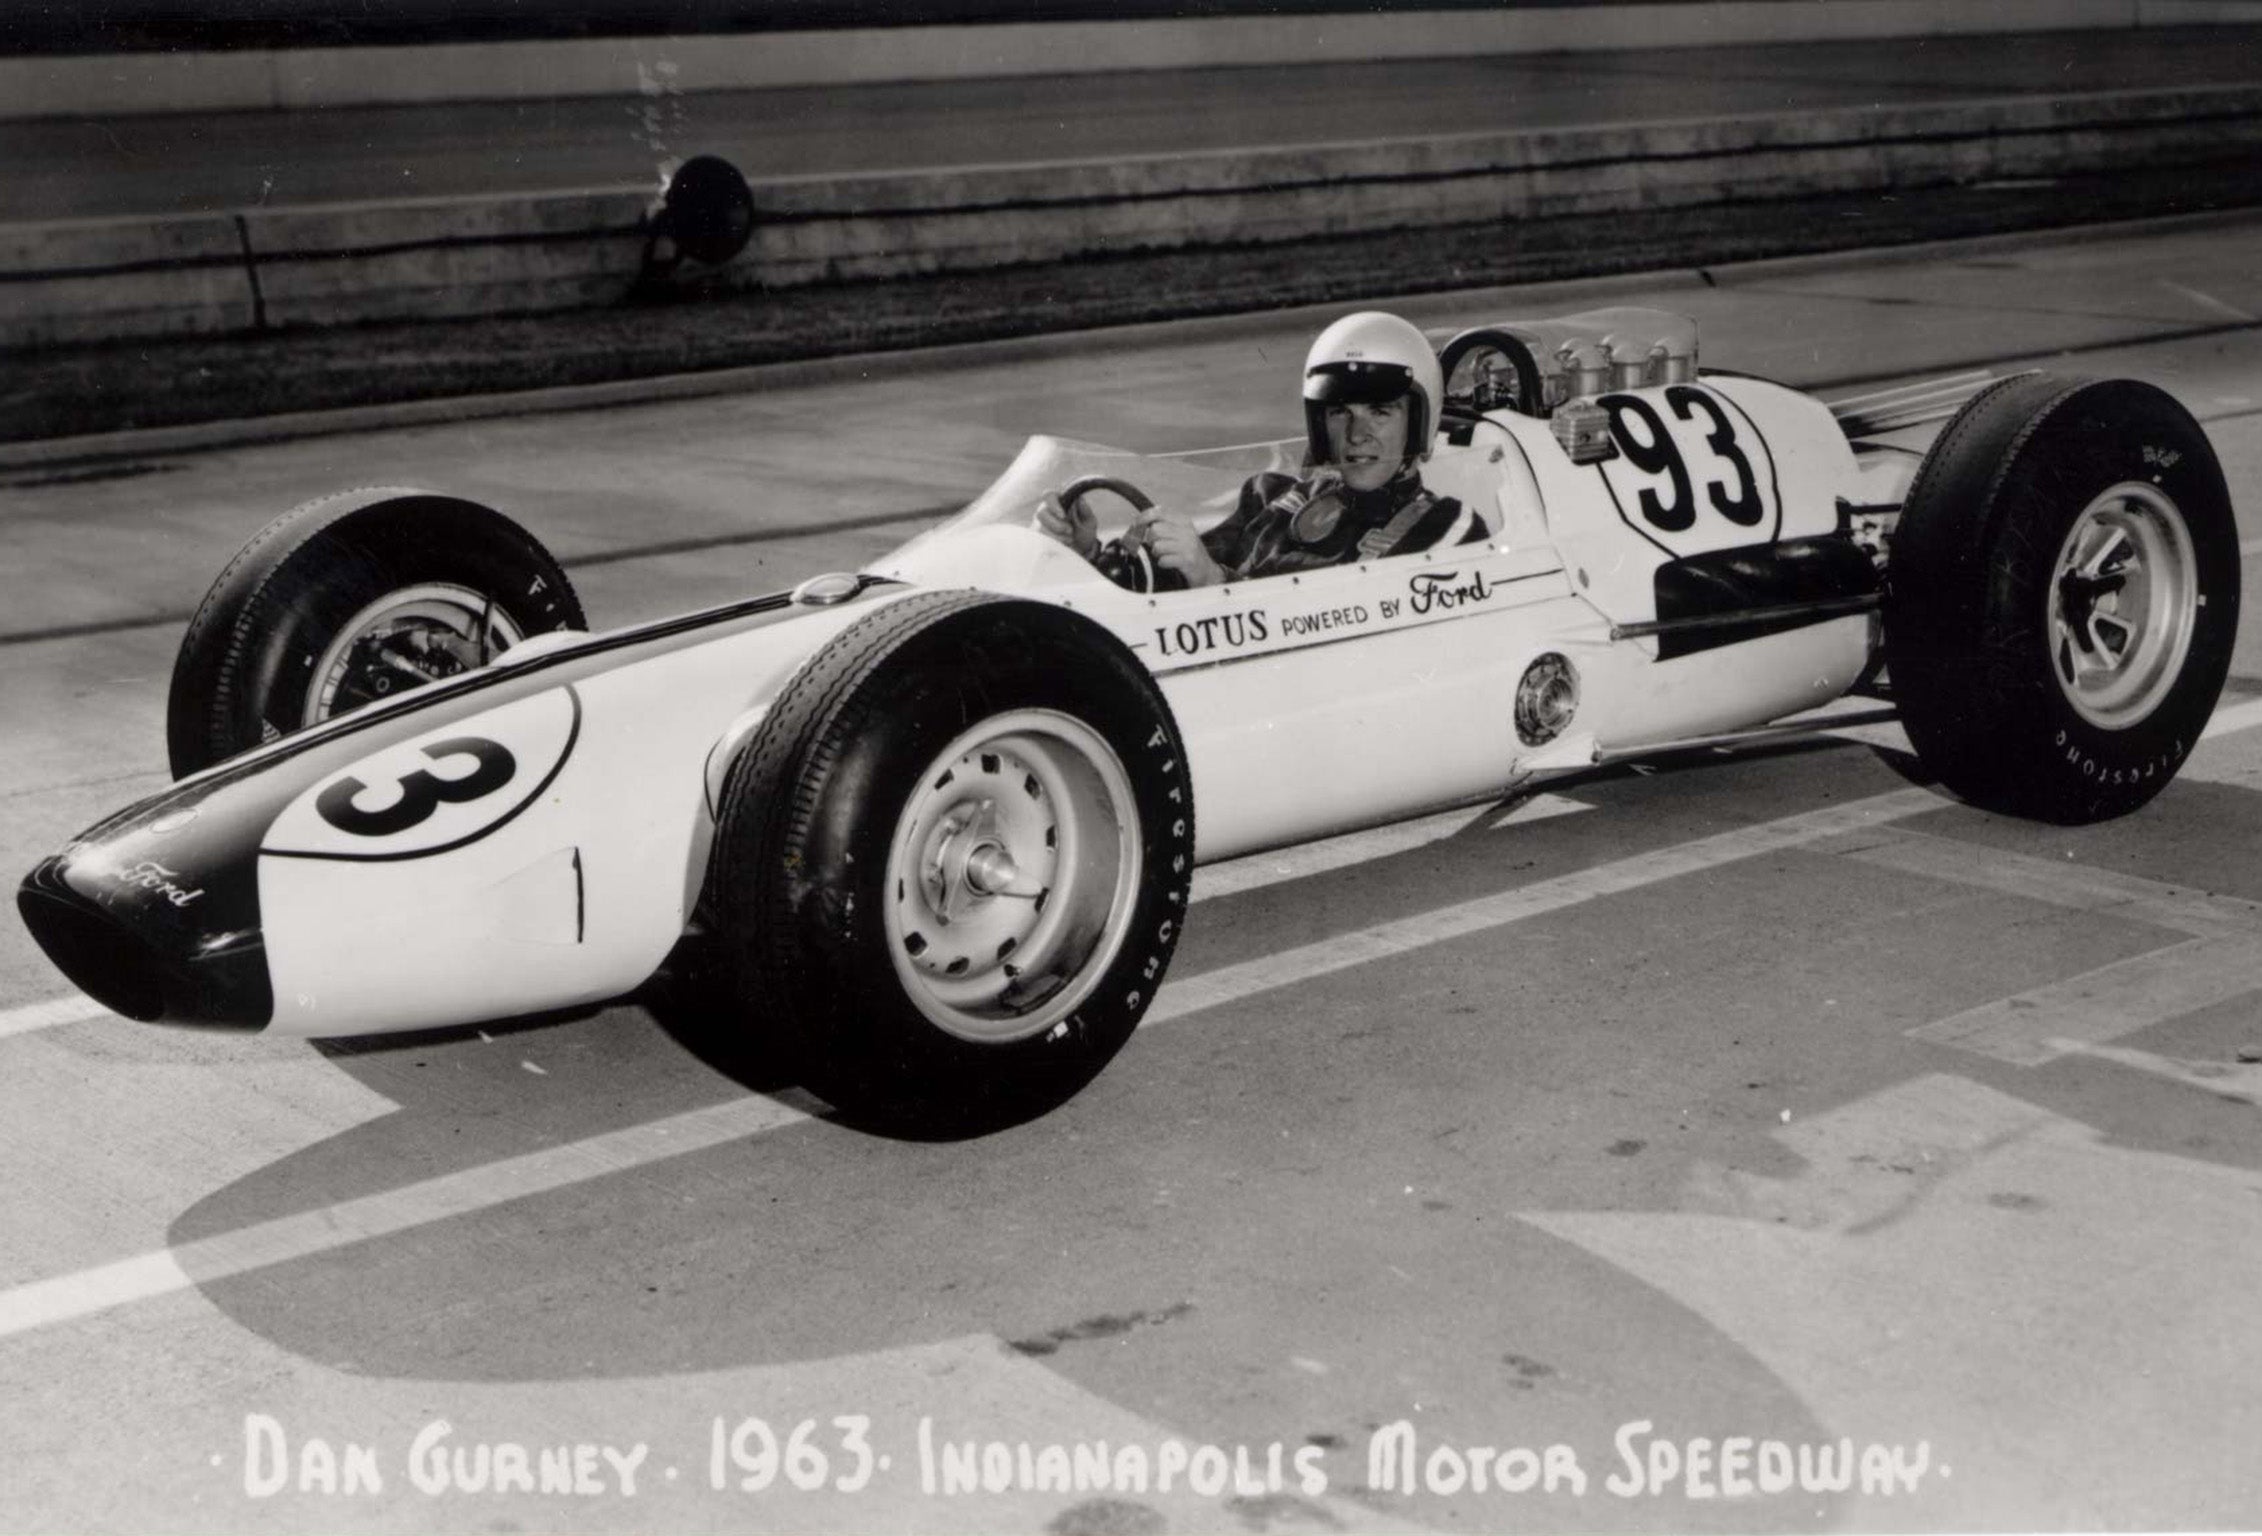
[
  {"xmin": 57, "ymin": 580, "xmax": 867, "ymax": 873},
  {"xmin": 165, "ymin": 584, "xmax": 816, "ymax": 801}
]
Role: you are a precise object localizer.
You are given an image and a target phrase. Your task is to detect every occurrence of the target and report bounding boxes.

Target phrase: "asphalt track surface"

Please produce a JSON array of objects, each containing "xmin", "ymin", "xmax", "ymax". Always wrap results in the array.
[
  {"xmin": 9, "ymin": 26, "xmax": 2262, "ymax": 221},
  {"xmin": 3, "ymin": 216, "xmax": 2262, "ymax": 1533}
]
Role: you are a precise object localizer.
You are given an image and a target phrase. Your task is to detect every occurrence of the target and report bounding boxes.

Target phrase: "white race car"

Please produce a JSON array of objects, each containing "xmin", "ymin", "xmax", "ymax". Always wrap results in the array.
[{"xmin": 18, "ymin": 307, "xmax": 2240, "ymax": 1131}]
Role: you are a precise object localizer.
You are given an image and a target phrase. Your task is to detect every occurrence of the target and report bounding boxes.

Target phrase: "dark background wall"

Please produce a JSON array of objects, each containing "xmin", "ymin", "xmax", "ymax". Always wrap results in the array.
[{"xmin": 5, "ymin": 0, "xmax": 1740, "ymax": 55}]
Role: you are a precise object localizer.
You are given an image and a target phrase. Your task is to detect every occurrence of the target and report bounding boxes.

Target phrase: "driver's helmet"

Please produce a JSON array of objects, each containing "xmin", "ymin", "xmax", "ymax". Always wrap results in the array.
[{"xmin": 1300, "ymin": 311, "xmax": 1444, "ymax": 469}]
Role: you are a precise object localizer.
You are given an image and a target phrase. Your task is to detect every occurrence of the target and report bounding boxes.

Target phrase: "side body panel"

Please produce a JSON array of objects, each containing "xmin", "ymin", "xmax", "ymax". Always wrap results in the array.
[
  {"xmin": 256, "ymin": 598, "xmax": 884, "ymax": 1036},
  {"xmin": 1126, "ymin": 548, "xmax": 1591, "ymax": 861}
]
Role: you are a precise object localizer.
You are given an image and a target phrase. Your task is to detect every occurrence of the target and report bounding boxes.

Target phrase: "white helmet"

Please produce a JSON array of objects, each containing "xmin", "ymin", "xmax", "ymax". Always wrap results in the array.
[{"xmin": 1301, "ymin": 311, "xmax": 1444, "ymax": 468}]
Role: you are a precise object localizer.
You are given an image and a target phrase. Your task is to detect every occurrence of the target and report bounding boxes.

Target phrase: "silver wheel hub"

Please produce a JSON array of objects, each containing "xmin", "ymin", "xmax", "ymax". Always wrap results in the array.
[
  {"xmin": 306, "ymin": 583, "xmax": 525, "ymax": 724},
  {"xmin": 2047, "ymin": 482, "xmax": 2197, "ymax": 730},
  {"xmin": 885, "ymin": 709, "xmax": 1141, "ymax": 1045}
]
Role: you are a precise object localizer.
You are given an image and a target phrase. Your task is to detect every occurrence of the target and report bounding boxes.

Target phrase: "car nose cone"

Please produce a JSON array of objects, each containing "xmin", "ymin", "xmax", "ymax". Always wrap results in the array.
[
  {"xmin": 17, "ymin": 776, "xmax": 279, "ymax": 1032},
  {"xmin": 17, "ymin": 857, "xmax": 270, "ymax": 1029}
]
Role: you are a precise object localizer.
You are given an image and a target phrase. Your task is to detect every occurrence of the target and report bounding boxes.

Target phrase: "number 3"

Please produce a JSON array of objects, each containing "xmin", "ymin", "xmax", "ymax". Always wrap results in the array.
[
  {"xmin": 1670, "ymin": 387, "xmax": 1763, "ymax": 526},
  {"xmin": 317, "ymin": 736, "xmax": 517, "ymax": 836}
]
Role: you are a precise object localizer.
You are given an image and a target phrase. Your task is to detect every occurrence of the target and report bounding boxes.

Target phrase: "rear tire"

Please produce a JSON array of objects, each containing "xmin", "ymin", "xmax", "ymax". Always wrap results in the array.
[
  {"xmin": 1884, "ymin": 375, "xmax": 2238, "ymax": 822},
  {"xmin": 709, "ymin": 592, "xmax": 1194, "ymax": 1135},
  {"xmin": 167, "ymin": 490, "xmax": 584, "ymax": 777}
]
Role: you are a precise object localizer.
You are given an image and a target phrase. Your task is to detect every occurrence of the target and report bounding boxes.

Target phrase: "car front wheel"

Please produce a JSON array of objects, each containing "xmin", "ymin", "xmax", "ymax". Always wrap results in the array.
[
  {"xmin": 709, "ymin": 591, "xmax": 1194, "ymax": 1134},
  {"xmin": 166, "ymin": 489, "xmax": 584, "ymax": 777}
]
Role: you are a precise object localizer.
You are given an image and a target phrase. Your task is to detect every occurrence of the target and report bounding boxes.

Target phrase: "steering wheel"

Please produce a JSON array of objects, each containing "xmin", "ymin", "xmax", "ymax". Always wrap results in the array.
[
  {"xmin": 1058, "ymin": 474, "xmax": 1161, "ymax": 593},
  {"xmin": 1437, "ymin": 327, "xmax": 1545, "ymax": 435}
]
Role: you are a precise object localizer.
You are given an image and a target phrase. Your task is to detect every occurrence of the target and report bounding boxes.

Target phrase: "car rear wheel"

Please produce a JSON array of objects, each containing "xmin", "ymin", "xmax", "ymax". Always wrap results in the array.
[
  {"xmin": 709, "ymin": 591, "xmax": 1194, "ymax": 1134},
  {"xmin": 1884, "ymin": 374, "xmax": 2238, "ymax": 822},
  {"xmin": 167, "ymin": 490, "xmax": 584, "ymax": 777}
]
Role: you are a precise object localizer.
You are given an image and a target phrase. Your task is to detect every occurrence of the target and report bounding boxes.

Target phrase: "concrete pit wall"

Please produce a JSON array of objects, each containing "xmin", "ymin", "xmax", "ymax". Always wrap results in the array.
[{"xmin": 7, "ymin": 82, "xmax": 2260, "ymax": 351}]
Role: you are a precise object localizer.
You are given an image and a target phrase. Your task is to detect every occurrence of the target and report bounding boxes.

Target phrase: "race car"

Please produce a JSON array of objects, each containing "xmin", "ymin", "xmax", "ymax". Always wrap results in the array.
[{"xmin": 16, "ymin": 307, "xmax": 2241, "ymax": 1132}]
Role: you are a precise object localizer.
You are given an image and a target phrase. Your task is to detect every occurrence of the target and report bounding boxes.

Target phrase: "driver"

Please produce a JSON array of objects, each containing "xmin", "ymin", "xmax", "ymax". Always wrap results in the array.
[{"xmin": 1033, "ymin": 311, "xmax": 1479, "ymax": 588}]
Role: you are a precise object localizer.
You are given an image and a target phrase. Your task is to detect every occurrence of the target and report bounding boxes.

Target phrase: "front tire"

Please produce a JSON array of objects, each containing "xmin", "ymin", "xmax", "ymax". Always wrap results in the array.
[
  {"xmin": 167, "ymin": 489, "xmax": 584, "ymax": 777},
  {"xmin": 709, "ymin": 591, "xmax": 1194, "ymax": 1134},
  {"xmin": 1884, "ymin": 375, "xmax": 2238, "ymax": 822}
]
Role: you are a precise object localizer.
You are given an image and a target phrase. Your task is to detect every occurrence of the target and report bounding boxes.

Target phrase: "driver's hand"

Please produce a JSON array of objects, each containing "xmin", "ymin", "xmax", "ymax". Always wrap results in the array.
[
  {"xmin": 1135, "ymin": 512, "xmax": 1227, "ymax": 588},
  {"xmin": 1032, "ymin": 493, "xmax": 1099, "ymax": 559}
]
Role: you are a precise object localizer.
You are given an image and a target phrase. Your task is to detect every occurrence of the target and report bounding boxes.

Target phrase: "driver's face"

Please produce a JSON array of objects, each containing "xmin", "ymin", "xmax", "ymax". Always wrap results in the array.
[{"xmin": 1324, "ymin": 397, "xmax": 1411, "ymax": 491}]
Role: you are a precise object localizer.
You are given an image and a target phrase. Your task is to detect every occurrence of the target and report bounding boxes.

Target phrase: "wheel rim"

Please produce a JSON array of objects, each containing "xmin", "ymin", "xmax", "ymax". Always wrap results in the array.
[
  {"xmin": 2046, "ymin": 482, "xmax": 2197, "ymax": 730},
  {"xmin": 306, "ymin": 583, "xmax": 525, "ymax": 725},
  {"xmin": 883, "ymin": 709, "xmax": 1142, "ymax": 1045}
]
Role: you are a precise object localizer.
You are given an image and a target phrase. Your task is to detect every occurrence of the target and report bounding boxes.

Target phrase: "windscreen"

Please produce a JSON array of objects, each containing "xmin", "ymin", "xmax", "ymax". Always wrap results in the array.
[{"xmin": 889, "ymin": 434, "xmax": 1304, "ymax": 563}]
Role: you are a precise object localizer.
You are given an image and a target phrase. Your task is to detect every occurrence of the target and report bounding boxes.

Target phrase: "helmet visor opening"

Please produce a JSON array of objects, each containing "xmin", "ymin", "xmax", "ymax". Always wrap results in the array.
[{"xmin": 1304, "ymin": 363, "xmax": 1414, "ymax": 407}]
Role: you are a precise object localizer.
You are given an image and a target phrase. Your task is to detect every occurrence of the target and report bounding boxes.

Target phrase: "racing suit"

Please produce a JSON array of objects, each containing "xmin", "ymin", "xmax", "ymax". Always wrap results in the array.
[{"xmin": 1094, "ymin": 467, "xmax": 1476, "ymax": 589}]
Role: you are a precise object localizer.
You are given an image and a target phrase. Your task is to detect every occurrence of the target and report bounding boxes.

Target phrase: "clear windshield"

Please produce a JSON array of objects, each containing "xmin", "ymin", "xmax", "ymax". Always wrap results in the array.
[{"xmin": 883, "ymin": 434, "xmax": 1304, "ymax": 566}]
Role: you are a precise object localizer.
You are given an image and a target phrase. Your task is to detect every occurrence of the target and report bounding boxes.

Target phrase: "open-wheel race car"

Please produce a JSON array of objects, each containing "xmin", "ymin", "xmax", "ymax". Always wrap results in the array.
[{"xmin": 17, "ymin": 307, "xmax": 2242, "ymax": 1132}]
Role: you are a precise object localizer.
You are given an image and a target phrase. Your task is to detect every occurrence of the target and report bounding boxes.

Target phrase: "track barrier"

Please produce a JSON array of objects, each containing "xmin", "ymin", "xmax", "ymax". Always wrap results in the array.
[{"xmin": 6, "ymin": 82, "xmax": 2260, "ymax": 350}]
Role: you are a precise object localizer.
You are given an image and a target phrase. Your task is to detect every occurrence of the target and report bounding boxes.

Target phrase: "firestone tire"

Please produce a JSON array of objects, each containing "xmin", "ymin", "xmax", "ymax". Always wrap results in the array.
[
  {"xmin": 709, "ymin": 591, "xmax": 1194, "ymax": 1135},
  {"xmin": 1884, "ymin": 374, "xmax": 2238, "ymax": 823},
  {"xmin": 166, "ymin": 490, "xmax": 585, "ymax": 778}
]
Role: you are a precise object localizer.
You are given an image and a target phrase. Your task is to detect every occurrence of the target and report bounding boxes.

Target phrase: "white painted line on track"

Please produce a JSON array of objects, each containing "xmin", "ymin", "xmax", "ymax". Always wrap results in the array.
[
  {"xmin": 1907, "ymin": 936, "xmax": 2262, "ymax": 1067},
  {"xmin": 0, "ymin": 1250, "xmax": 197, "ymax": 1339},
  {"xmin": 1145, "ymin": 785, "xmax": 1943, "ymax": 1027},
  {"xmin": 2203, "ymin": 695, "xmax": 2262, "ymax": 739},
  {"xmin": 0, "ymin": 994, "xmax": 106, "ymax": 1039},
  {"xmin": 2241, "ymin": 536, "xmax": 2262, "ymax": 558},
  {"xmin": 2158, "ymin": 280, "xmax": 2259, "ymax": 324},
  {"xmin": 1853, "ymin": 830, "xmax": 2262, "ymax": 1067},
  {"xmin": 0, "ymin": 1093, "xmax": 814, "ymax": 1342},
  {"xmin": 1844, "ymin": 831, "xmax": 2262, "ymax": 938},
  {"xmin": 2057, "ymin": 1041, "xmax": 2262, "ymax": 1106}
]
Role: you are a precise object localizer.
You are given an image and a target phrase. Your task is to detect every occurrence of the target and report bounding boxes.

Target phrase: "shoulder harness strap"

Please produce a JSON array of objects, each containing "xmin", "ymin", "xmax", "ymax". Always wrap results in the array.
[{"xmin": 1355, "ymin": 489, "xmax": 1441, "ymax": 561}]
